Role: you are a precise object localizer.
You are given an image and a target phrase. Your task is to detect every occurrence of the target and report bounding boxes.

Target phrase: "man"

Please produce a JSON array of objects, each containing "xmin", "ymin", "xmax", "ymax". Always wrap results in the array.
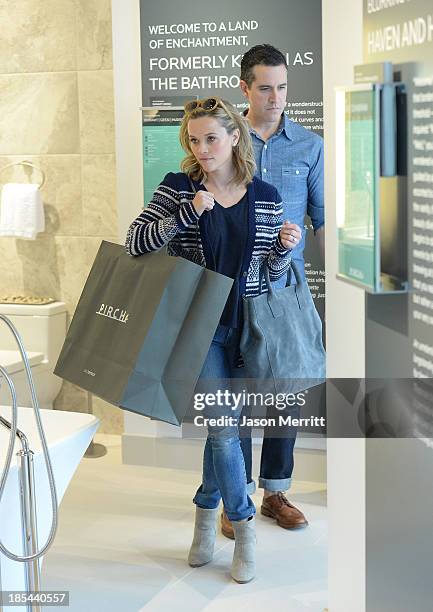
[{"xmin": 221, "ymin": 43, "xmax": 324, "ymax": 538}]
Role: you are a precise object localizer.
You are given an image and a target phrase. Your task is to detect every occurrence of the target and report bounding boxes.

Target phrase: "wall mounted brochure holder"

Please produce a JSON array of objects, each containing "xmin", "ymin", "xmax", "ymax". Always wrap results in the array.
[{"xmin": 335, "ymin": 82, "xmax": 408, "ymax": 294}]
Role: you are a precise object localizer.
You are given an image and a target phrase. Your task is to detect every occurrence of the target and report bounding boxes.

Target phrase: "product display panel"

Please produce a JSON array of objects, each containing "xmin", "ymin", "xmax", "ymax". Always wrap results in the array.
[
  {"xmin": 142, "ymin": 107, "xmax": 185, "ymax": 206},
  {"xmin": 336, "ymin": 85, "xmax": 379, "ymax": 292}
]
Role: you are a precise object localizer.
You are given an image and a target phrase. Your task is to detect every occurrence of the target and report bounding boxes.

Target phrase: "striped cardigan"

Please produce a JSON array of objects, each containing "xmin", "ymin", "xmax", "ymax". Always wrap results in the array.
[{"xmin": 125, "ymin": 172, "xmax": 291, "ymax": 298}]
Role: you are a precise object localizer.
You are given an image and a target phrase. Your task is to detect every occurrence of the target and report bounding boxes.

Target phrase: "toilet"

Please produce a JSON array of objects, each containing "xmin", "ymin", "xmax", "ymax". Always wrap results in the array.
[{"xmin": 0, "ymin": 301, "xmax": 67, "ymax": 409}]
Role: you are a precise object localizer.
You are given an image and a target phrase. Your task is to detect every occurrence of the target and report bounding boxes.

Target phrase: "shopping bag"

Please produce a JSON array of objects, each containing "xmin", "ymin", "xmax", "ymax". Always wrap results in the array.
[{"xmin": 54, "ymin": 241, "xmax": 233, "ymax": 425}]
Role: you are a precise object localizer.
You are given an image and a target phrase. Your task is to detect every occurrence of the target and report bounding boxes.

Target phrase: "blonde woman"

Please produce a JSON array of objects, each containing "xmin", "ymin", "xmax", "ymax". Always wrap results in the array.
[{"xmin": 125, "ymin": 97, "xmax": 301, "ymax": 583}]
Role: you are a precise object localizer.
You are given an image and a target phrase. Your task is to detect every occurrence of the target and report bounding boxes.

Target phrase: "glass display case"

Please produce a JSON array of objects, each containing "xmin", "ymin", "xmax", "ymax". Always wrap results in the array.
[{"xmin": 335, "ymin": 84, "xmax": 407, "ymax": 293}]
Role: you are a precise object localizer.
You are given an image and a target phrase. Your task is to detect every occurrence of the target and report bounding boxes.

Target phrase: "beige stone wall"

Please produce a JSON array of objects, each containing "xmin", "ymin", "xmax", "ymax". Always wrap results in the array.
[{"xmin": 0, "ymin": 0, "xmax": 123, "ymax": 433}]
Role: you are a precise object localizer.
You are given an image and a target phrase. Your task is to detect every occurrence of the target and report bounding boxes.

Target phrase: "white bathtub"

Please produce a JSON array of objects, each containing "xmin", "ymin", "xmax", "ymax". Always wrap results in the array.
[{"xmin": 0, "ymin": 405, "xmax": 99, "ymax": 610}]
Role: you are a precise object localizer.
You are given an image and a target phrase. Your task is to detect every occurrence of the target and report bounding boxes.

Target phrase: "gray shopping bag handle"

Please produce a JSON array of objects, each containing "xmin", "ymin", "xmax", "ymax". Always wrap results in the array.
[{"xmin": 258, "ymin": 260, "xmax": 304, "ymax": 318}]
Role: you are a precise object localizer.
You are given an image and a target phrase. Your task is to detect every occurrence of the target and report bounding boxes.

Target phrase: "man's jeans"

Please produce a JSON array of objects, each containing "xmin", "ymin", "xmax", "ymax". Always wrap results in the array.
[
  {"xmin": 240, "ymin": 403, "xmax": 299, "ymax": 493},
  {"xmin": 193, "ymin": 325, "xmax": 255, "ymax": 522}
]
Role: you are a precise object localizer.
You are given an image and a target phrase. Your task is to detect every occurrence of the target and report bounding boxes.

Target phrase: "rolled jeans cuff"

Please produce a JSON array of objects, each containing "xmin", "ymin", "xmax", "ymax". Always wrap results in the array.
[
  {"xmin": 246, "ymin": 479, "xmax": 256, "ymax": 496},
  {"xmin": 258, "ymin": 477, "xmax": 292, "ymax": 492}
]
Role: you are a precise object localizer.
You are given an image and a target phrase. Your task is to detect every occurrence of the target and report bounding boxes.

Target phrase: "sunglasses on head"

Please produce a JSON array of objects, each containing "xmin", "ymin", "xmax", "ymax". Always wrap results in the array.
[{"xmin": 184, "ymin": 97, "xmax": 228, "ymax": 114}]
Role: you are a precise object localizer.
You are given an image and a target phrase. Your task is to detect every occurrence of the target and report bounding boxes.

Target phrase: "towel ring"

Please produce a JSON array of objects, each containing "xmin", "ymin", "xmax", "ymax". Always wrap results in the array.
[{"xmin": 0, "ymin": 160, "xmax": 46, "ymax": 189}]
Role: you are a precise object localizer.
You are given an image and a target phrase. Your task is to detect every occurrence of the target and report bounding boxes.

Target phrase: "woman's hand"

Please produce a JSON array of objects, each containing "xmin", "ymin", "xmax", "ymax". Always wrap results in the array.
[
  {"xmin": 192, "ymin": 191, "xmax": 215, "ymax": 217},
  {"xmin": 279, "ymin": 220, "xmax": 302, "ymax": 250}
]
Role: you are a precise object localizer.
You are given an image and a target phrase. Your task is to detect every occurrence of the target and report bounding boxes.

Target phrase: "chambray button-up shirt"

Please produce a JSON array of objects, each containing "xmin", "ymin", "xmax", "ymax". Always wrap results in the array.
[{"xmin": 247, "ymin": 112, "xmax": 324, "ymax": 287}]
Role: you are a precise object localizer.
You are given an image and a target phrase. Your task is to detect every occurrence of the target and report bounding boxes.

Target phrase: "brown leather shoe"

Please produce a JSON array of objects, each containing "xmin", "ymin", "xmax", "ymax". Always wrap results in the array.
[
  {"xmin": 261, "ymin": 492, "xmax": 308, "ymax": 529},
  {"xmin": 221, "ymin": 509, "xmax": 235, "ymax": 540}
]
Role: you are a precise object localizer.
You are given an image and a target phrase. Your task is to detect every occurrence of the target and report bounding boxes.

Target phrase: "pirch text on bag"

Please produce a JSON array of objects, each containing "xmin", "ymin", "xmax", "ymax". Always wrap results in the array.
[{"xmin": 96, "ymin": 303, "xmax": 129, "ymax": 323}]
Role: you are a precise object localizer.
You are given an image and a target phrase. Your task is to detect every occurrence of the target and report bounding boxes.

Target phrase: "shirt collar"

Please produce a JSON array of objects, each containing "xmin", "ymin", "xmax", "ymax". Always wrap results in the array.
[{"xmin": 242, "ymin": 109, "xmax": 293, "ymax": 141}]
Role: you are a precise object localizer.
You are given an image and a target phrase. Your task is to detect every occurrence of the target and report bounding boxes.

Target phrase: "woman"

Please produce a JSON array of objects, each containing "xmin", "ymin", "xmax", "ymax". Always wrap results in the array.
[{"xmin": 125, "ymin": 97, "xmax": 301, "ymax": 583}]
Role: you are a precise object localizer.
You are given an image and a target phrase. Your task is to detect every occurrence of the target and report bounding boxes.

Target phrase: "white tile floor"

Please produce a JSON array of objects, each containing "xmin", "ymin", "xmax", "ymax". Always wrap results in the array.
[{"xmin": 42, "ymin": 435, "xmax": 328, "ymax": 612}]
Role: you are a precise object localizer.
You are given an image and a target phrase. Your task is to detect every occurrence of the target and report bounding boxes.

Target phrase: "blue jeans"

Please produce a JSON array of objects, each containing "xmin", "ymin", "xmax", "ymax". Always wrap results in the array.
[
  {"xmin": 239, "ymin": 407, "xmax": 299, "ymax": 492},
  {"xmin": 193, "ymin": 325, "xmax": 256, "ymax": 522}
]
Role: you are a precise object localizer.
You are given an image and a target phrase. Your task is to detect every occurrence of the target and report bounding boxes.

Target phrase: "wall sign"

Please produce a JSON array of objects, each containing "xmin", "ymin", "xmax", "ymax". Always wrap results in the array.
[{"xmin": 364, "ymin": 0, "xmax": 433, "ymax": 378}]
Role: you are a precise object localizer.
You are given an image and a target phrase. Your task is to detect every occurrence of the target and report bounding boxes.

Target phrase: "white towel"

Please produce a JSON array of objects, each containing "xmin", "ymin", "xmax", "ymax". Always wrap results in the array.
[{"xmin": 0, "ymin": 183, "xmax": 45, "ymax": 240}]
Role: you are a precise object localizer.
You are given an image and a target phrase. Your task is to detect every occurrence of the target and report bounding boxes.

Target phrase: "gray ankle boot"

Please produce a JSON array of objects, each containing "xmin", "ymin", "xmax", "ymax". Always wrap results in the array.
[
  {"xmin": 231, "ymin": 515, "xmax": 256, "ymax": 583},
  {"xmin": 188, "ymin": 506, "xmax": 218, "ymax": 567}
]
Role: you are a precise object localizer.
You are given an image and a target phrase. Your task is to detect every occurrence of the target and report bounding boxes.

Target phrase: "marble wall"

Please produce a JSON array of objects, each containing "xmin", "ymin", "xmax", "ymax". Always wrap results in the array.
[{"xmin": 0, "ymin": 0, "xmax": 123, "ymax": 433}]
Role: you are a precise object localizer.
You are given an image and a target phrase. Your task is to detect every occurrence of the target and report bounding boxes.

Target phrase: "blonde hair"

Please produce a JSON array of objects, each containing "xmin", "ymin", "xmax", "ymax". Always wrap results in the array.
[{"xmin": 179, "ymin": 99, "xmax": 256, "ymax": 185}]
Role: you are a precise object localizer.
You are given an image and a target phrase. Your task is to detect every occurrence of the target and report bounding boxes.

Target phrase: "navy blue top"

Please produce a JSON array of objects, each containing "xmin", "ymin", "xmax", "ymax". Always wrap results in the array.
[
  {"xmin": 199, "ymin": 191, "xmax": 249, "ymax": 329},
  {"xmin": 126, "ymin": 172, "xmax": 291, "ymax": 300}
]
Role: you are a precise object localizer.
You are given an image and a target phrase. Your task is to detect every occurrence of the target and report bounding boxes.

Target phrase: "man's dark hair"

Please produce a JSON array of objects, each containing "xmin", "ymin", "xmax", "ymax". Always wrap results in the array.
[{"xmin": 240, "ymin": 44, "xmax": 288, "ymax": 87}]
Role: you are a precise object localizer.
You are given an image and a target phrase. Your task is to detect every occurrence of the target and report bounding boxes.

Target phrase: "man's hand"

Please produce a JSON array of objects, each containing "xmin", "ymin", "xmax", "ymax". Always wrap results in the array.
[{"xmin": 279, "ymin": 220, "xmax": 302, "ymax": 250}]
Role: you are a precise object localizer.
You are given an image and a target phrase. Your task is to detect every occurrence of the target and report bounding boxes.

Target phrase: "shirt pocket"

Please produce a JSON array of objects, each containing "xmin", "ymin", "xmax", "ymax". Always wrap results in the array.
[{"xmin": 281, "ymin": 166, "xmax": 309, "ymax": 205}]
